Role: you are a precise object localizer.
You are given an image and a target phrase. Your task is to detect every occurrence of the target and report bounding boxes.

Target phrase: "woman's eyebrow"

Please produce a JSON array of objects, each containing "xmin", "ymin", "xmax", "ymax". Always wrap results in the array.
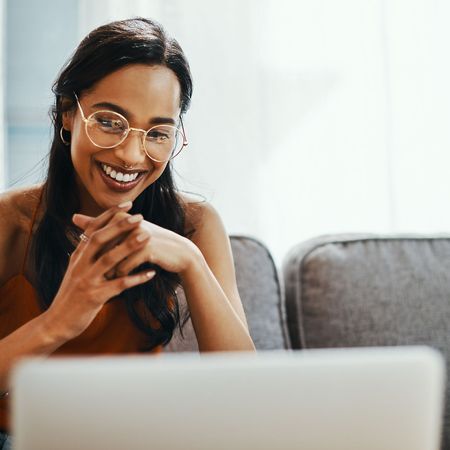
[{"xmin": 91, "ymin": 101, "xmax": 177, "ymax": 125}]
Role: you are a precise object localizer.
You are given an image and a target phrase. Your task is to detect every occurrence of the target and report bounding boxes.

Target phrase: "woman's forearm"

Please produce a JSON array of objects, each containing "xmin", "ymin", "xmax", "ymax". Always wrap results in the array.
[
  {"xmin": 180, "ymin": 251, "xmax": 256, "ymax": 352},
  {"xmin": 0, "ymin": 312, "xmax": 67, "ymax": 392}
]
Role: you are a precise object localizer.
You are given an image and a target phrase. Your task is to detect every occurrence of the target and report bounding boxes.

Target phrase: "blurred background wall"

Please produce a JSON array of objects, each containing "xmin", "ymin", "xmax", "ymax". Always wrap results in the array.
[{"xmin": 2, "ymin": 0, "xmax": 450, "ymax": 267}]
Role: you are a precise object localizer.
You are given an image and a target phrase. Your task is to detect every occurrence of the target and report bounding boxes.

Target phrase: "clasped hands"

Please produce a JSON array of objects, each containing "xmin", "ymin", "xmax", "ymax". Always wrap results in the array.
[{"xmin": 72, "ymin": 202, "xmax": 200, "ymax": 281}]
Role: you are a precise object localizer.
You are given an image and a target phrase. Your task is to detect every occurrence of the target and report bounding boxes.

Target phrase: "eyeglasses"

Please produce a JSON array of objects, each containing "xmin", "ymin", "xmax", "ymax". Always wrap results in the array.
[{"xmin": 74, "ymin": 93, "xmax": 188, "ymax": 163}]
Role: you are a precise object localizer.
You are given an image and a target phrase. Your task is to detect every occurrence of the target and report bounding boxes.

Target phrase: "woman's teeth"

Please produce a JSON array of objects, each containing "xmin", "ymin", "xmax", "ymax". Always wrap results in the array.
[{"xmin": 101, "ymin": 163, "xmax": 139, "ymax": 182}]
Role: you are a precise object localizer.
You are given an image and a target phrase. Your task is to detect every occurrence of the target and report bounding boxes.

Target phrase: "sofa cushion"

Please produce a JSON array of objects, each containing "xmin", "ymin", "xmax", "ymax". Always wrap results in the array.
[
  {"xmin": 282, "ymin": 233, "xmax": 450, "ymax": 447},
  {"xmin": 165, "ymin": 235, "xmax": 289, "ymax": 352},
  {"xmin": 283, "ymin": 234, "xmax": 450, "ymax": 350}
]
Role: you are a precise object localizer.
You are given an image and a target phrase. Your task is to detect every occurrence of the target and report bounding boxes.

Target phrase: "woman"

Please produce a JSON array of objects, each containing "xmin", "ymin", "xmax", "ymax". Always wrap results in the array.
[{"xmin": 0, "ymin": 17, "xmax": 255, "ymax": 445}]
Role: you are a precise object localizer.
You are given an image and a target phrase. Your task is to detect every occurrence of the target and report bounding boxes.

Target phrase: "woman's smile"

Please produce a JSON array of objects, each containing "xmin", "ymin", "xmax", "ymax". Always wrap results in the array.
[{"xmin": 94, "ymin": 159, "xmax": 150, "ymax": 193}]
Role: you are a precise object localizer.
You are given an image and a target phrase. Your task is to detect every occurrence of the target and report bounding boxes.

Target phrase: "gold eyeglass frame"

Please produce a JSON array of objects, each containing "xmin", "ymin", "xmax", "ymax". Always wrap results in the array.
[{"xmin": 73, "ymin": 93, "xmax": 188, "ymax": 163}]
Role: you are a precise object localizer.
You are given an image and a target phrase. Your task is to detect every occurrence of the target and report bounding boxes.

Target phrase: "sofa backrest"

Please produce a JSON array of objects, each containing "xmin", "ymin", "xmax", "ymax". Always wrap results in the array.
[
  {"xmin": 165, "ymin": 235, "xmax": 290, "ymax": 352},
  {"xmin": 282, "ymin": 233, "xmax": 450, "ymax": 448}
]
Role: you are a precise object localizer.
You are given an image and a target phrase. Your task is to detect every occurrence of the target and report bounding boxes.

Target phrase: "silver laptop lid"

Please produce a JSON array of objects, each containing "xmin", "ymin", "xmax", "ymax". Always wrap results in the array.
[{"xmin": 11, "ymin": 346, "xmax": 445, "ymax": 450}]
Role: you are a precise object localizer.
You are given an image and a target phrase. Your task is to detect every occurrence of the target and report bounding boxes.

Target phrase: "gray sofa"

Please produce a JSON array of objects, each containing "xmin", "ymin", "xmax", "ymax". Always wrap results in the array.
[
  {"xmin": 166, "ymin": 233, "xmax": 449, "ymax": 448},
  {"xmin": 283, "ymin": 233, "xmax": 450, "ymax": 449},
  {"xmin": 165, "ymin": 235, "xmax": 290, "ymax": 352}
]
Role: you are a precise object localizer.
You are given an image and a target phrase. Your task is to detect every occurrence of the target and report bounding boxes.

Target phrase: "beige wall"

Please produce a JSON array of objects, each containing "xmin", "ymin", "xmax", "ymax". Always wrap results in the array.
[{"xmin": 16, "ymin": 0, "xmax": 450, "ymax": 267}]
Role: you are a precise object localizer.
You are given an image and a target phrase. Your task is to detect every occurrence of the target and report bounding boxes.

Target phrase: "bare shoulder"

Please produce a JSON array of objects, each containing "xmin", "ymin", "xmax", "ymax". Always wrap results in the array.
[
  {"xmin": 0, "ymin": 183, "xmax": 44, "ymax": 284},
  {"xmin": 0, "ymin": 183, "xmax": 43, "ymax": 229},
  {"xmin": 177, "ymin": 191, "xmax": 223, "ymax": 242},
  {"xmin": 177, "ymin": 191, "xmax": 231, "ymax": 265}
]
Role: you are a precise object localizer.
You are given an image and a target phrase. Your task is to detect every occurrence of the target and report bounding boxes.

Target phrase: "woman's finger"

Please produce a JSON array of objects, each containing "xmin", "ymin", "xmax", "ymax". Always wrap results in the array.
[
  {"xmin": 71, "ymin": 201, "xmax": 133, "ymax": 245},
  {"xmin": 72, "ymin": 213, "xmax": 94, "ymax": 230},
  {"xmin": 104, "ymin": 269, "xmax": 157, "ymax": 298},
  {"xmin": 89, "ymin": 228, "xmax": 150, "ymax": 277},
  {"xmin": 104, "ymin": 267, "xmax": 116, "ymax": 280},
  {"xmin": 72, "ymin": 213, "xmax": 143, "ymax": 264},
  {"xmin": 92, "ymin": 210, "xmax": 133, "ymax": 250},
  {"xmin": 114, "ymin": 243, "xmax": 148, "ymax": 277}
]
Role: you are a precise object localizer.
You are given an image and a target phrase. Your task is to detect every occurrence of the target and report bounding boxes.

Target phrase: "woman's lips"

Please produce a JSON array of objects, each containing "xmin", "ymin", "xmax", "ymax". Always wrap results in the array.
[{"xmin": 95, "ymin": 161, "xmax": 147, "ymax": 193}]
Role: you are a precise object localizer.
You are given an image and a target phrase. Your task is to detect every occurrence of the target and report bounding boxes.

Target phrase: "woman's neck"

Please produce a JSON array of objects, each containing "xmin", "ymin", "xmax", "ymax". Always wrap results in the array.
[{"xmin": 75, "ymin": 177, "xmax": 104, "ymax": 217}]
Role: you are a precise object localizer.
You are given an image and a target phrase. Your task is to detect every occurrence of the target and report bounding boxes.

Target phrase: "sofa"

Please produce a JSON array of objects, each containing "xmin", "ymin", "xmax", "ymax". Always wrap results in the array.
[
  {"xmin": 165, "ymin": 235, "xmax": 290, "ymax": 352},
  {"xmin": 165, "ymin": 233, "xmax": 449, "ymax": 448}
]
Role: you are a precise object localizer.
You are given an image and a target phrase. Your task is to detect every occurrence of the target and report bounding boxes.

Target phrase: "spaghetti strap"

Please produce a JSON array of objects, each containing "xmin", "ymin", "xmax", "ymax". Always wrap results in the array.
[{"xmin": 21, "ymin": 188, "xmax": 44, "ymax": 274}]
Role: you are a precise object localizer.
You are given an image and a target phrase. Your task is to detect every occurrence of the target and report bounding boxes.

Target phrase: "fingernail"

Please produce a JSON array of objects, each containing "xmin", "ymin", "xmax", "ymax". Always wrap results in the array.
[
  {"xmin": 118, "ymin": 201, "xmax": 132, "ymax": 208},
  {"xmin": 145, "ymin": 270, "xmax": 156, "ymax": 278},
  {"xmin": 128, "ymin": 214, "xmax": 143, "ymax": 223},
  {"xmin": 136, "ymin": 232, "xmax": 148, "ymax": 242}
]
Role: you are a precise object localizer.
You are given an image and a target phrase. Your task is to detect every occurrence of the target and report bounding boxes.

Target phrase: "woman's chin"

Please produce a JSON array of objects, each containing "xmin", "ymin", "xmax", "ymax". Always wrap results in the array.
[{"xmin": 76, "ymin": 169, "xmax": 154, "ymax": 215}]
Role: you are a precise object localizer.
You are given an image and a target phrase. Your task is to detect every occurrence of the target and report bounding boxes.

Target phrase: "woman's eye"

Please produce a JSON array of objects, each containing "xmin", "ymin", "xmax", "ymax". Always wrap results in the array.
[
  {"xmin": 147, "ymin": 130, "xmax": 170, "ymax": 141},
  {"xmin": 102, "ymin": 119, "xmax": 121, "ymax": 128},
  {"xmin": 95, "ymin": 116, "xmax": 125, "ymax": 132}
]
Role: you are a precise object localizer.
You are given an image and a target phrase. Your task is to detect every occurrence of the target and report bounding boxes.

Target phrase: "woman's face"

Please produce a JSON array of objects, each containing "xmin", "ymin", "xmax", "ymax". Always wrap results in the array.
[{"xmin": 63, "ymin": 64, "xmax": 182, "ymax": 215}]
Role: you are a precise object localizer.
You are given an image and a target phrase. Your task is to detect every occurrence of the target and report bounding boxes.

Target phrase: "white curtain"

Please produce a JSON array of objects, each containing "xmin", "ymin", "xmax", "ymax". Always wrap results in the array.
[{"xmin": 77, "ymin": 0, "xmax": 450, "ymax": 267}]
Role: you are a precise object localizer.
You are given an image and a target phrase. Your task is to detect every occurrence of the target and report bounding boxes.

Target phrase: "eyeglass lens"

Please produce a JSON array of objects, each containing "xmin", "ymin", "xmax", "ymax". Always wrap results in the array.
[{"xmin": 86, "ymin": 110, "xmax": 184, "ymax": 162}]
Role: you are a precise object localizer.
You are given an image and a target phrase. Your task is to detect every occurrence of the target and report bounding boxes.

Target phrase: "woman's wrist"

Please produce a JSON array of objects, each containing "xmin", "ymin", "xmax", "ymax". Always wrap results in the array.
[
  {"xmin": 39, "ymin": 307, "xmax": 74, "ymax": 345},
  {"xmin": 179, "ymin": 241, "xmax": 206, "ymax": 282}
]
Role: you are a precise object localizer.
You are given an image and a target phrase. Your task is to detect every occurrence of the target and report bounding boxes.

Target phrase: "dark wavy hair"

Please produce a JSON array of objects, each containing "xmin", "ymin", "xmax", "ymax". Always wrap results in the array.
[{"xmin": 31, "ymin": 17, "xmax": 194, "ymax": 351}]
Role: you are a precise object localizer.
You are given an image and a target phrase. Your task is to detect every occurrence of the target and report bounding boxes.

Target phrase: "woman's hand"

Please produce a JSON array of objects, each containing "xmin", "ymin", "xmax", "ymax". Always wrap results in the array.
[
  {"xmin": 44, "ymin": 203, "xmax": 156, "ymax": 341},
  {"xmin": 73, "ymin": 212, "xmax": 202, "ymax": 278},
  {"xmin": 117, "ymin": 219, "xmax": 201, "ymax": 276}
]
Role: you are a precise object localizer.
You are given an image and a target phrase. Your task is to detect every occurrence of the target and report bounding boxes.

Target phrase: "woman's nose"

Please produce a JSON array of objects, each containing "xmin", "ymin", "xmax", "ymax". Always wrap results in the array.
[{"xmin": 113, "ymin": 130, "xmax": 147, "ymax": 165}]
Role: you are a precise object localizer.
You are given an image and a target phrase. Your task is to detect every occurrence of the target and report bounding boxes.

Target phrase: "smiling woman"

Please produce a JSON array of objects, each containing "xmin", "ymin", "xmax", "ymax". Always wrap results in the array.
[
  {"xmin": 0, "ymin": 17, "xmax": 255, "ymax": 444},
  {"xmin": 66, "ymin": 64, "xmax": 184, "ymax": 214}
]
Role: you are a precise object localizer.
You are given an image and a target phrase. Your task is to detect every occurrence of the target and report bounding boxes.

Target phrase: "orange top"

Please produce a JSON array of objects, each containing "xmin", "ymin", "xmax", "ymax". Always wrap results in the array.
[{"xmin": 0, "ymin": 193, "xmax": 162, "ymax": 432}]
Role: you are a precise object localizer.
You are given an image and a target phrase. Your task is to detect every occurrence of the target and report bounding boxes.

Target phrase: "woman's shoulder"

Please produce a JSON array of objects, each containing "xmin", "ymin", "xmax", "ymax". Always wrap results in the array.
[
  {"xmin": 176, "ymin": 191, "xmax": 225, "ymax": 242},
  {"xmin": 0, "ymin": 183, "xmax": 44, "ymax": 247},
  {"xmin": 177, "ymin": 191, "xmax": 211, "ymax": 235},
  {"xmin": 0, "ymin": 183, "xmax": 44, "ymax": 230},
  {"xmin": 0, "ymin": 183, "xmax": 44, "ymax": 284}
]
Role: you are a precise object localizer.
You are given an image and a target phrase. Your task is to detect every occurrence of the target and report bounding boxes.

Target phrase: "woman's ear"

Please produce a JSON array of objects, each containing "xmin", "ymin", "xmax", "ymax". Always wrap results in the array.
[{"xmin": 61, "ymin": 96, "xmax": 75, "ymax": 131}]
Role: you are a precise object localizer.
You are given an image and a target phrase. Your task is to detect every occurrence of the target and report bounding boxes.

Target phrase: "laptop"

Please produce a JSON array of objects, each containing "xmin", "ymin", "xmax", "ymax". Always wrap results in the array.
[{"xmin": 11, "ymin": 346, "xmax": 445, "ymax": 450}]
